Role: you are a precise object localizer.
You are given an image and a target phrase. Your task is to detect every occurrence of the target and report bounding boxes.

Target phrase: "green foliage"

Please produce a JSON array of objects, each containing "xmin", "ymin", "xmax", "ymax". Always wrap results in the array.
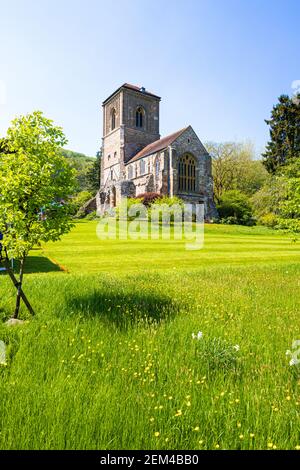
[
  {"xmin": 0, "ymin": 138, "xmax": 11, "ymax": 155},
  {"xmin": 262, "ymin": 94, "xmax": 300, "ymax": 174},
  {"xmin": 0, "ymin": 111, "xmax": 76, "ymax": 260},
  {"xmin": 85, "ymin": 210, "xmax": 99, "ymax": 221},
  {"xmin": 251, "ymin": 160, "xmax": 300, "ymax": 232},
  {"xmin": 115, "ymin": 197, "xmax": 144, "ymax": 221},
  {"xmin": 217, "ymin": 190, "xmax": 255, "ymax": 226},
  {"xmin": 61, "ymin": 148, "xmax": 96, "ymax": 193},
  {"xmin": 151, "ymin": 196, "xmax": 183, "ymax": 207},
  {"xmin": 251, "ymin": 176, "xmax": 286, "ymax": 222},
  {"xmin": 195, "ymin": 337, "xmax": 240, "ymax": 372},
  {"xmin": 149, "ymin": 196, "xmax": 185, "ymax": 223},
  {"xmin": 85, "ymin": 150, "xmax": 101, "ymax": 193},
  {"xmin": 206, "ymin": 141, "xmax": 268, "ymax": 203},
  {"xmin": 277, "ymin": 160, "xmax": 300, "ymax": 234},
  {"xmin": 70, "ymin": 190, "xmax": 93, "ymax": 216},
  {"xmin": 257, "ymin": 213, "xmax": 278, "ymax": 228}
]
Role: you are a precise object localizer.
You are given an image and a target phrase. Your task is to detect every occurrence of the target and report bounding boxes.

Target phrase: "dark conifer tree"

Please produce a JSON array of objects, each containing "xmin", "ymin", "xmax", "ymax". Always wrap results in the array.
[{"xmin": 263, "ymin": 94, "xmax": 300, "ymax": 174}]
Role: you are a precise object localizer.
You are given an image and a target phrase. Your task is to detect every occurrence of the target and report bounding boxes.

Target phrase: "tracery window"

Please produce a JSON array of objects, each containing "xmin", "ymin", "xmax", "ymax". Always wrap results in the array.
[{"xmin": 178, "ymin": 154, "xmax": 196, "ymax": 192}]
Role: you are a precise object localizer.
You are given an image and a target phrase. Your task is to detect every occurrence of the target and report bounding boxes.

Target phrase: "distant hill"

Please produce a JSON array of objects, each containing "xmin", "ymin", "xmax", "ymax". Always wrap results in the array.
[{"xmin": 61, "ymin": 149, "xmax": 96, "ymax": 192}]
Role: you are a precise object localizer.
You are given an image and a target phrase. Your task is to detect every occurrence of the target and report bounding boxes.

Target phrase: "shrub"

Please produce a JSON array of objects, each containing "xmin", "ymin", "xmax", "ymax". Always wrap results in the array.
[
  {"xmin": 152, "ymin": 196, "xmax": 183, "ymax": 207},
  {"xmin": 71, "ymin": 190, "xmax": 93, "ymax": 216},
  {"xmin": 135, "ymin": 192, "xmax": 161, "ymax": 206},
  {"xmin": 251, "ymin": 176, "xmax": 286, "ymax": 221},
  {"xmin": 258, "ymin": 212, "xmax": 278, "ymax": 228},
  {"xmin": 217, "ymin": 190, "xmax": 255, "ymax": 226},
  {"xmin": 194, "ymin": 337, "xmax": 240, "ymax": 373},
  {"xmin": 149, "ymin": 196, "xmax": 184, "ymax": 223},
  {"xmin": 115, "ymin": 197, "xmax": 144, "ymax": 221},
  {"xmin": 85, "ymin": 210, "xmax": 100, "ymax": 220}
]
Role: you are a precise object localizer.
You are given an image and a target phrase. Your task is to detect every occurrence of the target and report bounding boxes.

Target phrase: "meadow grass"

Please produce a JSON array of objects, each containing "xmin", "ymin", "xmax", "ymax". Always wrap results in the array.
[{"xmin": 0, "ymin": 221, "xmax": 300, "ymax": 450}]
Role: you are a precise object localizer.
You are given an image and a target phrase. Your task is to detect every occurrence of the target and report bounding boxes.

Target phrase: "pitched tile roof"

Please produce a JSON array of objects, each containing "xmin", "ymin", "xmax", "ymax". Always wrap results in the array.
[
  {"xmin": 126, "ymin": 127, "xmax": 189, "ymax": 164},
  {"xmin": 102, "ymin": 83, "xmax": 161, "ymax": 105}
]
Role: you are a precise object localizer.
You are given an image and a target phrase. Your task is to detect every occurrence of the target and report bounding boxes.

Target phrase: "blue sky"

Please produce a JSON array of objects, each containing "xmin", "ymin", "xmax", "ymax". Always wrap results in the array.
[{"xmin": 0, "ymin": 0, "xmax": 299, "ymax": 156}]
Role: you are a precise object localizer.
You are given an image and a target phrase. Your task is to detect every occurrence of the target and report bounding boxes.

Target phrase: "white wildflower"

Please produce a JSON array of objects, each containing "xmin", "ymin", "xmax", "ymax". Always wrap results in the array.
[
  {"xmin": 233, "ymin": 345, "xmax": 240, "ymax": 351},
  {"xmin": 290, "ymin": 358, "xmax": 297, "ymax": 366},
  {"xmin": 192, "ymin": 331, "xmax": 203, "ymax": 340}
]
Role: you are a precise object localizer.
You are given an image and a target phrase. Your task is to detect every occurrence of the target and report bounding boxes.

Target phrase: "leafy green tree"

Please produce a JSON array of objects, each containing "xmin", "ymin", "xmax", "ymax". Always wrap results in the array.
[
  {"xmin": 0, "ymin": 111, "xmax": 76, "ymax": 319},
  {"xmin": 251, "ymin": 175, "xmax": 286, "ymax": 226},
  {"xmin": 86, "ymin": 150, "xmax": 101, "ymax": 193},
  {"xmin": 277, "ymin": 159, "xmax": 300, "ymax": 234},
  {"xmin": 60, "ymin": 148, "xmax": 95, "ymax": 192},
  {"xmin": 206, "ymin": 141, "xmax": 267, "ymax": 203},
  {"xmin": 0, "ymin": 138, "xmax": 11, "ymax": 154},
  {"xmin": 262, "ymin": 94, "xmax": 300, "ymax": 174}
]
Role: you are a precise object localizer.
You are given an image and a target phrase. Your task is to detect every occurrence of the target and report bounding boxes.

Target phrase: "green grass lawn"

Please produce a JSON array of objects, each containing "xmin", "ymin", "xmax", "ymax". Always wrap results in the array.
[{"xmin": 0, "ymin": 221, "xmax": 300, "ymax": 450}]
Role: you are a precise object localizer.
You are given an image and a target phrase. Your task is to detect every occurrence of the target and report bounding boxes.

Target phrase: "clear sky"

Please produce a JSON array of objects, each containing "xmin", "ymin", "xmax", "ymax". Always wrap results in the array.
[{"xmin": 0, "ymin": 0, "xmax": 299, "ymax": 156}]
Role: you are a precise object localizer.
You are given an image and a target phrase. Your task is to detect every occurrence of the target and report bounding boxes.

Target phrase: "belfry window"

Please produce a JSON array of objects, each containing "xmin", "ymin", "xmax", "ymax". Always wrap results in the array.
[
  {"xmin": 178, "ymin": 154, "xmax": 196, "ymax": 192},
  {"xmin": 136, "ymin": 107, "xmax": 144, "ymax": 128},
  {"xmin": 111, "ymin": 108, "xmax": 116, "ymax": 130}
]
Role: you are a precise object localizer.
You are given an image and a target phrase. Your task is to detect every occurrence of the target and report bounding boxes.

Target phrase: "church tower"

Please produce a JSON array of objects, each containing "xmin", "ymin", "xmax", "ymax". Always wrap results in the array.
[{"xmin": 101, "ymin": 83, "xmax": 161, "ymax": 187}]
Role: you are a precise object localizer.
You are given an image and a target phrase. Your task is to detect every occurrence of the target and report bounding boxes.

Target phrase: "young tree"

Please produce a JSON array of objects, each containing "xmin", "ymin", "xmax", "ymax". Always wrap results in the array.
[
  {"xmin": 86, "ymin": 150, "xmax": 101, "ymax": 193},
  {"xmin": 0, "ymin": 111, "xmax": 76, "ymax": 319},
  {"xmin": 250, "ymin": 175, "xmax": 286, "ymax": 226},
  {"xmin": 262, "ymin": 94, "xmax": 300, "ymax": 174},
  {"xmin": 277, "ymin": 159, "xmax": 300, "ymax": 234},
  {"xmin": 206, "ymin": 141, "xmax": 267, "ymax": 203},
  {"xmin": 60, "ymin": 148, "xmax": 95, "ymax": 192}
]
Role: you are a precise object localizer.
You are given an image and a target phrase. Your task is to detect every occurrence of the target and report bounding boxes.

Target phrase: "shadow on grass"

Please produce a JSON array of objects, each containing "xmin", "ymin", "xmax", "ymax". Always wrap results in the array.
[
  {"xmin": 0, "ymin": 256, "xmax": 62, "ymax": 275},
  {"xmin": 24, "ymin": 256, "xmax": 63, "ymax": 274},
  {"xmin": 67, "ymin": 290, "xmax": 180, "ymax": 329}
]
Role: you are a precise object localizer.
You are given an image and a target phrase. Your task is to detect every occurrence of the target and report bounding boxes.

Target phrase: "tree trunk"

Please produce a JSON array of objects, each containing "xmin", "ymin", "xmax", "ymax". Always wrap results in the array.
[
  {"xmin": 13, "ymin": 256, "xmax": 25, "ymax": 319},
  {"xmin": 2, "ymin": 254, "xmax": 35, "ymax": 317}
]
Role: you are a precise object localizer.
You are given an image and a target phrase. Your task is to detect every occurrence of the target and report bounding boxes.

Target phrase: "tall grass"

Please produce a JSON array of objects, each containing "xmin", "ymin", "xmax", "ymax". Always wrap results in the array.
[{"xmin": 0, "ymin": 223, "xmax": 299, "ymax": 449}]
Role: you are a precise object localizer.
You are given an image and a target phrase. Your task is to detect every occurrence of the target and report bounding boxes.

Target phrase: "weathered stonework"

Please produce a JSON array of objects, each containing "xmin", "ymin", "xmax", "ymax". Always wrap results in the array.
[{"xmin": 97, "ymin": 84, "xmax": 218, "ymax": 220}]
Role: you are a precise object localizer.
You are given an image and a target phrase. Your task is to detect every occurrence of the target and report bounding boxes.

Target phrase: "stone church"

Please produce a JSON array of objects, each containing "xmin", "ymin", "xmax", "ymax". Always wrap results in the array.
[{"xmin": 96, "ymin": 83, "xmax": 217, "ymax": 219}]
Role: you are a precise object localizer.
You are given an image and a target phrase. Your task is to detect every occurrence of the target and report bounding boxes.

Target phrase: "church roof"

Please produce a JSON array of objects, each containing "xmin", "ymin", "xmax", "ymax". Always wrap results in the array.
[
  {"xmin": 102, "ymin": 83, "xmax": 161, "ymax": 105},
  {"xmin": 126, "ymin": 126, "xmax": 189, "ymax": 163}
]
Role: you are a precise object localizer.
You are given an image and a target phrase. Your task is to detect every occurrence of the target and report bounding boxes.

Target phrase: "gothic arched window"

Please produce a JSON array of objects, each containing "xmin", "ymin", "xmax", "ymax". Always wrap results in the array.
[
  {"xmin": 136, "ymin": 107, "xmax": 144, "ymax": 128},
  {"xmin": 178, "ymin": 154, "xmax": 196, "ymax": 192},
  {"xmin": 111, "ymin": 108, "xmax": 116, "ymax": 130}
]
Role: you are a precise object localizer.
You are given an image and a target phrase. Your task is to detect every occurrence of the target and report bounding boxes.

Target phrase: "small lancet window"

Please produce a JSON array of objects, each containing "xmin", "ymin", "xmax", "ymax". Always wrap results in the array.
[
  {"xmin": 136, "ymin": 107, "xmax": 144, "ymax": 128},
  {"xmin": 111, "ymin": 108, "xmax": 116, "ymax": 130}
]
